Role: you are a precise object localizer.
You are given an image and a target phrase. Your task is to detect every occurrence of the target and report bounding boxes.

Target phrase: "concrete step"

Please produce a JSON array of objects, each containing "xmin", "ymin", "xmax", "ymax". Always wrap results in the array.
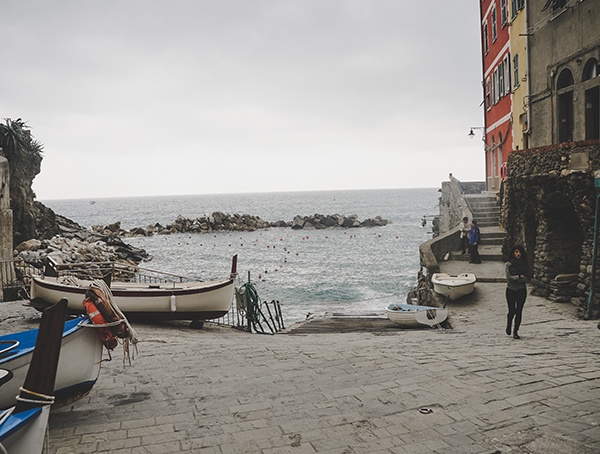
[{"xmin": 448, "ymin": 244, "xmax": 503, "ymax": 262}]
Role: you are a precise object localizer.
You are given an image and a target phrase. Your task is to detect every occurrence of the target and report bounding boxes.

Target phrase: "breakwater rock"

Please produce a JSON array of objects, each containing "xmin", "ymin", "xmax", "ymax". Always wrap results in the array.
[
  {"xmin": 91, "ymin": 212, "xmax": 390, "ymax": 237},
  {"xmin": 14, "ymin": 223, "xmax": 149, "ymax": 273}
]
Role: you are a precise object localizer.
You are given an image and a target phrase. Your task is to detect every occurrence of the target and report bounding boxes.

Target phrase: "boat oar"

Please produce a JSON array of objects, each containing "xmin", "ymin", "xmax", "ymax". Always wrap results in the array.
[{"xmin": 13, "ymin": 298, "xmax": 67, "ymax": 414}]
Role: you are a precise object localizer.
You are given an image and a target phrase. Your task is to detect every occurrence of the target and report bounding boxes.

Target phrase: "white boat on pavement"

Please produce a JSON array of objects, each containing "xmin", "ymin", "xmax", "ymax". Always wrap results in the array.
[
  {"xmin": 431, "ymin": 273, "xmax": 476, "ymax": 300},
  {"xmin": 385, "ymin": 303, "xmax": 448, "ymax": 328},
  {"xmin": 30, "ymin": 256, "xmax": 238, "ymax": 322}
]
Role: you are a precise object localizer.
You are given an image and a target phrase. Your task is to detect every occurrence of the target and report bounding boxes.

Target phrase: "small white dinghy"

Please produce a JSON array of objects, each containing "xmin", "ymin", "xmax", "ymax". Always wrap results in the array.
[
  {"xmin": 385, "ymin": 303, "xmax": 448, "ymax": 328},
  {"xmin": 431, "ymin": 273, "xmax": 476, "ymax": 300}
]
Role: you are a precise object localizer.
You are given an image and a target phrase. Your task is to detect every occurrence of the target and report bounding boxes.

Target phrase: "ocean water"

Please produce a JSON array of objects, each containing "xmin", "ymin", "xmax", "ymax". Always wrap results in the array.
[{"xmin": 43, "ymin": 188, "xmax": 439, "ymax": 324}]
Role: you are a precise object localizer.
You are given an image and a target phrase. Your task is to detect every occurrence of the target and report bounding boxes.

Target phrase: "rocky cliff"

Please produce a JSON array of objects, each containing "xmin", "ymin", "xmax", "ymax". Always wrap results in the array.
[{"xmin": 0, "ymin": 119, "xmax": 60, "ymax": 245}]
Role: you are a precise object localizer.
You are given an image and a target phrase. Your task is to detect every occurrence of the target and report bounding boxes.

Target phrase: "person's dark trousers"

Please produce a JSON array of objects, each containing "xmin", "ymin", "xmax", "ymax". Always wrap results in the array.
[{"xmin": 506, "ymin": 287, "xmax": 527, "ymax": 335}]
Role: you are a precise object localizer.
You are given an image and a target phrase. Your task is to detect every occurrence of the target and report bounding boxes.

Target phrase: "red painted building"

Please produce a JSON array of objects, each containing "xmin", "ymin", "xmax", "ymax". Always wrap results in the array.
[{"xmin": 479, "ymin": 0, "xmax": 514, "ymax": 192}]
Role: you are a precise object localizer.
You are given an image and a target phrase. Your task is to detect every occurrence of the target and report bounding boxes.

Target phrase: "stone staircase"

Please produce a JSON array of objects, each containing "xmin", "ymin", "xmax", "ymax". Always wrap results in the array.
[{"xmin": 451, "ymin": 194, "xmax": 505, "ymax": 262}]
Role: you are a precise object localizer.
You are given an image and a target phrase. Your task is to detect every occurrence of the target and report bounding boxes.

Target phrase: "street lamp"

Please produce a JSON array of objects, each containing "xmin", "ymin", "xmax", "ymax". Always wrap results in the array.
[{"xmin": 468, "ymin": 127, "xmax": 486, "ymax": 138}]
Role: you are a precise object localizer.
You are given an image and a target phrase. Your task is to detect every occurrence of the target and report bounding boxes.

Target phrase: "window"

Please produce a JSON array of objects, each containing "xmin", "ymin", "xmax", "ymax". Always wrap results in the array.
[
  {"xmin": 583, "ymin": 59, "xmax": 600, "ymax": 140},
  {"xmin": 505, "ymin": 55, "xmax": 511, "ymax": 93},
  {"xmin": 543, "ymin": 0, "xmax": 567, "ymax": 11},
  {"xmin": 583, "ymin": 58, "xmax": 599, "ymax": 81},
  {"xmin": 517, "ymin": 0, "xmax": 524, "ymax": 9},
  {"xmin": 493, "ymin": 69, "xmax": 499, "ymax": 104},
  {"xmin": 484, "ymin": 23, "xmax": 489, "ymax": 54},
  {"xmin": 511, "ymin": 0, "xmax": 518, "ymax": 20},
  {"xmin": 513, "ymin": 54, "xmax": 520, "ymax": 89},
  {"xmin": 499, "ymin": 62, "xmax": 505, "ymax": 98},
  {"xmin": 501, "ymin": 0, "xmax": 508, "ymax": 25},
  {"xmin": 557, "ymin": 68, "xmax": 574, "ymax": 142},
  {"xmin": 486, "ymin": 78, "xmax": 492, "ymax": 110},
  {"xmin": 492, "ymin": 7, "xmax": 497, "ymax": 41}
]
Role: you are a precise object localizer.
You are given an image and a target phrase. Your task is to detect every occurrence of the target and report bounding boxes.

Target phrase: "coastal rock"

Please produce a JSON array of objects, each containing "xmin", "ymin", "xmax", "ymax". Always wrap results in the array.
[
  {"xmin": 14, "ymin": 238, "xmax": 42, "ymax": 252},
  {"xmin": 116, "ymin": 212, "xmax": 391, "ymax": 236}
]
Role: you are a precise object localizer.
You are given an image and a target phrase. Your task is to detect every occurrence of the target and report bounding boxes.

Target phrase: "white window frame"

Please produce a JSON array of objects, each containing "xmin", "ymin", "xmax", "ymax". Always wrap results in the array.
[{"xmin": 501, "ymin": 0, "xmax": 508, "ymax": 25}]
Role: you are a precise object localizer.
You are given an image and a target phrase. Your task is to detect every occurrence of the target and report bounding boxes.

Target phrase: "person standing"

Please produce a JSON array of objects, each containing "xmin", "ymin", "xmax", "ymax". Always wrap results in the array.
[
  {"xmin": 459, "ymin": 216, "xmax": 471, "ymax": 255},
  {"xmin": 505, "ymin": 245, "xmax": 530, "ymax": 339},
  {"xmin": 468, "ymin": 220, "xmax": 481, "ymax": 264}
]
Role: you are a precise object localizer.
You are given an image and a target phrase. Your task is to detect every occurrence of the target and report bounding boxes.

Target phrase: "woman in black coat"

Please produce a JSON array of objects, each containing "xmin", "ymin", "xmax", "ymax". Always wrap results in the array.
[{"xmin": 505, "ymin": 244, "xmax": 530, "ymax": 339}]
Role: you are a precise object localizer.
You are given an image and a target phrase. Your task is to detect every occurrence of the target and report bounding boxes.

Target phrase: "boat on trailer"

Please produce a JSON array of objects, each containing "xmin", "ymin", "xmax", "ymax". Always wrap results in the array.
[
  {"xmin": 0, "ymin": 312, "xmax": 103, "ymax": 410},
  {"xmin": 430, "ymin": 273, "xmax": 476, "ymax": 301},
  {"xmin": 0, "ymin": 300, "xmax": 67, "ymax": 453},
  {"xmin": 30, "ymin": 255, "xmax": 238, "ymax": 321},
  {"xmin": 385, "ymin": 303, "xmax": 448, "ymax": 328}
]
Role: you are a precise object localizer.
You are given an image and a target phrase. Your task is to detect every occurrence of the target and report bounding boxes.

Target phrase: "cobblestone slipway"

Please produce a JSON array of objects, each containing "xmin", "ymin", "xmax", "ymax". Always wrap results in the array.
[{"xmin": 1, "ymin": 258, "xmax": 599, "ymax": 453}]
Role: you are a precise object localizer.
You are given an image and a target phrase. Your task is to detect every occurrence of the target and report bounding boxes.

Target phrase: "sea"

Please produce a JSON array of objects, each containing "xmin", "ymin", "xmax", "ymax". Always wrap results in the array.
[{"xmin": 42, "ymin": 188, "xmax": 439, "ymax": 325}]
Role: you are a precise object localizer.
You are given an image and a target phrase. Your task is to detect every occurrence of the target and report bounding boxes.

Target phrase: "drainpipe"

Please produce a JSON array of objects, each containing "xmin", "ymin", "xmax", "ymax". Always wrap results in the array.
[{"xmin": 585, "ymin": 173, "xmax": 600, "ymax": 320}]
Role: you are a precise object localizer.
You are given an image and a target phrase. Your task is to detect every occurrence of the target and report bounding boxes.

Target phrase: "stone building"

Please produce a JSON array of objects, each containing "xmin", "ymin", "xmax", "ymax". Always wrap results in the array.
[
  {"xmin": 499, "ymin": 1, "xmax": 600, "ymax": 313},
  {"xmin": 528, "ymin": 0, "xmax": 600, "ymax": 146}
]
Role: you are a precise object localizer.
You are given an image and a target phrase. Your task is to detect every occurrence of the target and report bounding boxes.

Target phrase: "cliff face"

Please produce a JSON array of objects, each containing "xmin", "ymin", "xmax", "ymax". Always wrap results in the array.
[{"xmin": 0, "ymin": 119, "xmax": 61, "ymax": 245}]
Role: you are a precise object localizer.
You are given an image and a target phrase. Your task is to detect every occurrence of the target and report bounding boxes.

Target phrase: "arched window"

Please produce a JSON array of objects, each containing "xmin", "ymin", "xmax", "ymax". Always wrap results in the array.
[
  {"xmin": 583, "ymin": 59, "xmax": 600, "ymax": 140},
  {"xmin": 583, "ymin": 58, "xmax": 599, "ymax": 81},
  {"xmin": 557, "ymin": 68, "xmax": 574, "ymax": 142},
  {"xmin": 557, "ymin": 68, "xmax": 574, "ymax": 89}
]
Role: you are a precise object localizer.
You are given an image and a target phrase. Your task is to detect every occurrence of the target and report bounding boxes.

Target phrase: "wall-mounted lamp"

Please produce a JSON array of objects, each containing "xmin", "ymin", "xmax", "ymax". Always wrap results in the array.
[{"xmin": 468, "ymin": 126, "xmax": 485, "ymax": 138}]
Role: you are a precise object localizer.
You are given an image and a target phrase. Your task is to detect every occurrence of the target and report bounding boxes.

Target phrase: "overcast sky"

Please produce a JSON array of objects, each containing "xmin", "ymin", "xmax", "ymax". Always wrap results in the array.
[{"xmin": 2, "ymin": 1, "xmax": 485, "ymax": 200}]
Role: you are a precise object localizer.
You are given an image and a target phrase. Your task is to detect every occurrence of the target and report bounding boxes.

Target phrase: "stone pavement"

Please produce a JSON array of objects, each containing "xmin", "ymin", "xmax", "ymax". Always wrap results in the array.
[{"xmin": 2, "ymin": 257, "xmax": 600, "ymax": 453}]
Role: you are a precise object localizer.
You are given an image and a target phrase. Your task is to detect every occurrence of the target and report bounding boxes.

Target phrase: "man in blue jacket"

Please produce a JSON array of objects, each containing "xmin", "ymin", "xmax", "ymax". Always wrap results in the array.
[{"xmin": 468, "ymin": 220, "xmax": 481, "ymax": 264}]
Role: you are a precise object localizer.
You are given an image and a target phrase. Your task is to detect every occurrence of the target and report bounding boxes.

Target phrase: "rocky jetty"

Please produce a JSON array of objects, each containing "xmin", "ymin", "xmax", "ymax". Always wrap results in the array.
[
  {"xmin": 14, "ymin": 214, "xmax": 149, "ymax": 273},
  {"xmin": 90, "ymin": 212, "xmax": 390, "ymax": 237},
  {"xmin": 289, "ymin": 214, "xmax": 389, "ymax": 230}
]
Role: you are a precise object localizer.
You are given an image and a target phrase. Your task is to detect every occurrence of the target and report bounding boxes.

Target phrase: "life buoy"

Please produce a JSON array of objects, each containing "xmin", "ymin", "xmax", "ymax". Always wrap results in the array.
[
  {"xmin": 83, "ymin": 298, "xmax": 118, "ymax": 350},
  {"xmin": 86, "ymin": 286, "xmax": 128, "ymax": 339}
]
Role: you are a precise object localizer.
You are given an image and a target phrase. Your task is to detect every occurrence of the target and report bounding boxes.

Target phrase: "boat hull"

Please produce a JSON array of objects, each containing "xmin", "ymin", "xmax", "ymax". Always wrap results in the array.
[
  {"xmin": 31, "ymin": 276, "xmax": 235, "ymax": 321},
  {"xmin": 385, "ymin": 303, "xmax": 448, "ymax": 328},
  {"xmin": 431, "ymin": 273, "xmax": 476, "ymax": 300},
  {"xmin": 0, "ymin": 406, "xmax": 49, "ymax": 453},
  {"xmin": 0, "ymin": 317, "xmax": 103, "ymax": 410}
]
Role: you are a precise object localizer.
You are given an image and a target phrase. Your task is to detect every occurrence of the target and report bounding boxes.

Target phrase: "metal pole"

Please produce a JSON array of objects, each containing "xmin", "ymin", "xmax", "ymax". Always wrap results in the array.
[{"xmin": 585, "ymin": 190, "xmax": 600, "ymax": 320}]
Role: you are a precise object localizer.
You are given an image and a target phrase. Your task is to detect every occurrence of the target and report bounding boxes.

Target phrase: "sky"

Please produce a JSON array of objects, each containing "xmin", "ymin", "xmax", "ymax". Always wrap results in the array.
[{"xmin": 1, "ymin": 1, "xmax": 485, "ymax": 200}]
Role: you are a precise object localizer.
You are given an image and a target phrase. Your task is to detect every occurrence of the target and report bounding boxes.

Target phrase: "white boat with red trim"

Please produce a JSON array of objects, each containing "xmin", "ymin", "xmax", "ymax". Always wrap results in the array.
[{"xmin": 30, "ymin": 256, "xmax": 238, "ymax": 321}]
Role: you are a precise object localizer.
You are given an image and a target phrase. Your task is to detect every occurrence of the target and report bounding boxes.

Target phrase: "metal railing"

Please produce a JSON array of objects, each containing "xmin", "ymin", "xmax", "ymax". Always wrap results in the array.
[
  {"xmin": 0, "ymin": 259, "xmax": 40, "ymax": 301},
  {"xmin": 210, "ymin": 295, "xmax": 285, "ymax": 334}
]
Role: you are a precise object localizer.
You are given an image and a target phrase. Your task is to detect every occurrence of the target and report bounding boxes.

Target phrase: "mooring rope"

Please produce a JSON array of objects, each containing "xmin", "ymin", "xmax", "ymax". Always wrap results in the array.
[{"xmin": 90, "ymin": 279, "xmax": 139, "ymax": 364}]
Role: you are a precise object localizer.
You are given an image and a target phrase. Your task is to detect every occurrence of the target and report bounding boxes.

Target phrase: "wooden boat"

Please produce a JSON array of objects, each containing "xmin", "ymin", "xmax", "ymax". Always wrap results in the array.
[
  {"xmin": 0, "ymin": 299, "xmax": 67, "ymax": 453},
  {"xmin": 385, "ymin": 303, "xmax": 448, "ymax": 328},
  {"xmin": 0, "ymin": 312, "xmax": 103, "ymax": 410},
  {"xmin": 431, "ymin": 273, "xmax": 476, "ymax": 300},
  {"xmin": 29, "ymin": 256, "xmax": 238, "ymax": 321}
]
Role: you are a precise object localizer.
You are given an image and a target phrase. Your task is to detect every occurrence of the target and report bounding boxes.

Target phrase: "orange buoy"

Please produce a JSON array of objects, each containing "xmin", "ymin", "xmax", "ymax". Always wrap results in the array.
[
  {"xmin": 83, "ymin": 298, "xmax": 118, "ymax": 350},
  {"xmin": 87, "ymin": 287, "xmax": 128, "ymax": 339}
]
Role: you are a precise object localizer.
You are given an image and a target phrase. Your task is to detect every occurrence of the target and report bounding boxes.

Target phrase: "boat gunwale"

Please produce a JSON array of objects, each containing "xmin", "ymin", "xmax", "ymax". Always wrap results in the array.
[
  {"xmin": 32, "ymin": 276, "xmax": 235, "ymax": 298},
  {"xmin": 0, "ymin": 317, "xmax": 88, "ymax": 364}
]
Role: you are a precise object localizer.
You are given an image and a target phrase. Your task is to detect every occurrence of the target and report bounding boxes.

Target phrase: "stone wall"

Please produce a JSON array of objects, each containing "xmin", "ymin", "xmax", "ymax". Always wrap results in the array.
[
  {"xmin": 0, "ymin": 157, "xmax": 16, "ymax": 299},
  {"xmin": 503, "ymin": 141, "xmax": 600, "ymax": 311},
  {"xmin": 437, "ymin": 175, "xmax": 476, "ymax": 234}
]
